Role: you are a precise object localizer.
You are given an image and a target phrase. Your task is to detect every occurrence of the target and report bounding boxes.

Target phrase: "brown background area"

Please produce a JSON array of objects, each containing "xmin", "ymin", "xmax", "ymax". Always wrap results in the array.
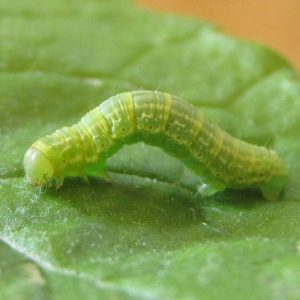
[{"xmin": 138, "ymin": 0, "xmax": 300, "ymax": 71}]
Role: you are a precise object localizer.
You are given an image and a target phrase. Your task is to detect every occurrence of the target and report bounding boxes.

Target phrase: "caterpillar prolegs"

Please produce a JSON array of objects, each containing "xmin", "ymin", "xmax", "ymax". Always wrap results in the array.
[{"xmin": 23, "ymin": 91, "xmax": 287, "ymax": 200}]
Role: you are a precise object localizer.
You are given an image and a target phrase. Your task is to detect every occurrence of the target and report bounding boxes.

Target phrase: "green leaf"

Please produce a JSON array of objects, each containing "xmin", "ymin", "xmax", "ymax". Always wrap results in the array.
[{"xmin": 1, "ymin": 1, "xmax": 300, "ymax": 299}]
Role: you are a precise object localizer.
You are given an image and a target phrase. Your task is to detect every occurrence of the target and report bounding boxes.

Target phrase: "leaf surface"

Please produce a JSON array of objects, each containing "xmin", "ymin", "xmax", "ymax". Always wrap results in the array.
[{"xmin": 1, "ymin": 1, "xmax": 300, "ymax": 299}]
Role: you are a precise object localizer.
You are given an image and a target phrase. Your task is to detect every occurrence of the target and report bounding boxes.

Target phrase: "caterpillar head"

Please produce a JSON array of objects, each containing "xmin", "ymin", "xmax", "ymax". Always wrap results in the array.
[{"xmin": 23, "ymin": 147, "xmax": 54, "ymax": 186}]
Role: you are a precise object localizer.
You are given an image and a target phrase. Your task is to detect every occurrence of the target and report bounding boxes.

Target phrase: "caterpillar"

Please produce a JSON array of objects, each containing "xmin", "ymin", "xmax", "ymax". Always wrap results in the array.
[{"xmin": 23, "ymin": 90, "xmax": 287, "ymax": 200}]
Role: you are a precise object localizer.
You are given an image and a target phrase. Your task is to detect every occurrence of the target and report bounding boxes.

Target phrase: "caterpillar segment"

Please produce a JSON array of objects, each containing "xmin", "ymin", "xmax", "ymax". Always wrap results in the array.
[{"xmin": 23, "ymin": 90, "xmax": 287, "ymax": 199}]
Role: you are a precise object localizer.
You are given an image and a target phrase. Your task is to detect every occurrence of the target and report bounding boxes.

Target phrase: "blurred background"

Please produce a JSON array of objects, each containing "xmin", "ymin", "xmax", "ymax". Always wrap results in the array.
[{"xmin": 138, "ymin": 0, "xmax": 300, "ymax": 71}]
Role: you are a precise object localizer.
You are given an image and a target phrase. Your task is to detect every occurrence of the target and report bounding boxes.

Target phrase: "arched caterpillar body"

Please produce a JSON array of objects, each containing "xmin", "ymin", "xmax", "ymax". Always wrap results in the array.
[{"xmin": 23, "ymin": 90, "xmax": 287, "ymax": 200}]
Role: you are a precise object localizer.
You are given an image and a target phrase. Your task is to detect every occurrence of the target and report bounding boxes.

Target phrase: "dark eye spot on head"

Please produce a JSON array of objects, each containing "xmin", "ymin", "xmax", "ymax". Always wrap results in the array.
[
  {"xmin": 101, "ymin": 143, "xmax": 105, "ymax": 148},
  {"xmin": 148, "ymin": 125, "xmax": 153, "ymax": 130},
  {"xmin": 121, "ymin": 128, "xmax": 126, "ymax": 132}
]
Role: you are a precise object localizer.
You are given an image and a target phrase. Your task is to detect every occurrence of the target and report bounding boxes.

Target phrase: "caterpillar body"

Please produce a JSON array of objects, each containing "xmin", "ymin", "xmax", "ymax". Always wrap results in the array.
[{"xmin": 23, "ymin": 91, "xmax": 287, "ymax": 200}]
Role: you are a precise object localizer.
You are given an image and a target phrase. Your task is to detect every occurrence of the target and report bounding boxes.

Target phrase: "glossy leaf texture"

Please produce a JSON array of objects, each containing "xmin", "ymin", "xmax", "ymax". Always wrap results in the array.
[{"xmin": 1, "ymin": 1, "xmax": 300, "ymax": 299}]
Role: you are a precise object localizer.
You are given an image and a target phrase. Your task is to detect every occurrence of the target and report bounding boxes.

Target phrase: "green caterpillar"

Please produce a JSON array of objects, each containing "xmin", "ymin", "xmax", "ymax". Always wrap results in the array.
[{"xmin": 23, "ymin": 90, "xmax": 287, "ymax": 200}]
